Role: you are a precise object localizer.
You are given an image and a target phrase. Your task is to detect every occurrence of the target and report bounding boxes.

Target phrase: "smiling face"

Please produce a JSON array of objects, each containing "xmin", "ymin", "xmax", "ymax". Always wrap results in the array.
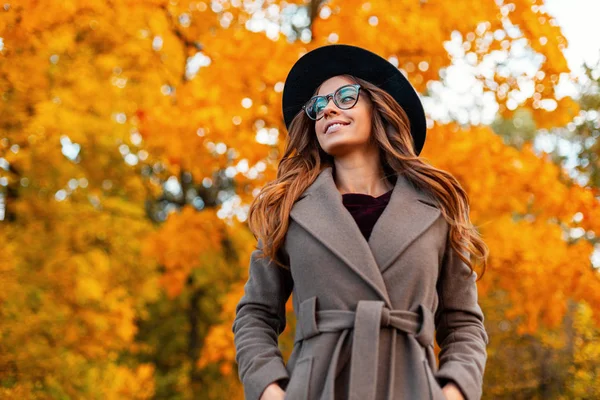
[{"xmin": 313, "ymin": 75, "xmax": 375, "ymax": 159}]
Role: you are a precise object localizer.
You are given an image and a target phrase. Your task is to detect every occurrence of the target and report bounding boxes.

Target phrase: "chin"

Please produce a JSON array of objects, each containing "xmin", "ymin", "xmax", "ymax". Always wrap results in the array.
[
  {"xmin": 321, "ymin": 144, "xmax": 355, "ymax": 157},
  {"xmin": 325, "ymin": 138, "xmax": 373, "ymax": 155}
]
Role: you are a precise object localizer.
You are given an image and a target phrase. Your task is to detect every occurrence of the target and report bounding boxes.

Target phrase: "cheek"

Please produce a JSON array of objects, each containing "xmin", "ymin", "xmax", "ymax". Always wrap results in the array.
[
  {"xmin": 315, "ymin": 121, "xmax": 322, "ymax": 133},
  {"xmin": 356, "ymin": 110, "xmax": 372, "ymax": 134}
]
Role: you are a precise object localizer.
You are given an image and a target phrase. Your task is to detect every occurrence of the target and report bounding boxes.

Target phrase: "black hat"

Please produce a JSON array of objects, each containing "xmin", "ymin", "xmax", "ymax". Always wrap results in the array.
[{"xmin": 282, "ymin": 44, "xmax": 427, "ymax": 155}]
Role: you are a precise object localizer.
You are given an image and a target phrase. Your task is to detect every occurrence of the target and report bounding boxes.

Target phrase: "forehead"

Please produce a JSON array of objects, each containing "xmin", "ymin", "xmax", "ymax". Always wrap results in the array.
[{"xmin": 316, "ymin": 76, "xmax": 354, "ymax": 96}]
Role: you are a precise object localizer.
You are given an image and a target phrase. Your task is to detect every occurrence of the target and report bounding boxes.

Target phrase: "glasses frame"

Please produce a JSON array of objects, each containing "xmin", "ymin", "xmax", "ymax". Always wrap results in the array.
[{"xmin": 302, "ymin": 83, "xmax": 362, "ymax": 121}]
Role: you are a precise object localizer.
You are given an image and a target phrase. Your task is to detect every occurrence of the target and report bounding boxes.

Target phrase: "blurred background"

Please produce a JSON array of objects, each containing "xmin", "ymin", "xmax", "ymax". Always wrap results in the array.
[{"xmin": 1, "ymin": 0, "xmax": 600, "ymax": 398}]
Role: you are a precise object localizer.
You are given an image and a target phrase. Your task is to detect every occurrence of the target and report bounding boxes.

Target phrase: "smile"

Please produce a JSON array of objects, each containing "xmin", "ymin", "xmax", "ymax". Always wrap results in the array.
[{"xmin": 325, "ymin": 122, "xmax": 349, "ymax": 134}]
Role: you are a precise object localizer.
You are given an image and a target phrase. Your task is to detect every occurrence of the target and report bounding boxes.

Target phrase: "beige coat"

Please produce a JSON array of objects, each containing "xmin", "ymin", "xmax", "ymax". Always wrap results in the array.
[{"xmin": 232, "ymin": 166, "xmax": 488, "ymax": 400}]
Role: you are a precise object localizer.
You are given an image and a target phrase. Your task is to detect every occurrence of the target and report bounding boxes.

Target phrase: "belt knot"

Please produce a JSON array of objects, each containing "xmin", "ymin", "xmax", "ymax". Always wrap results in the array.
[
  {"xmin": 294, "ymin": 297, "xmax": 436, "ymax": 400},
  {"xmin": 380, "ymin": 306, "xmax": 391, "ymax": 327}
]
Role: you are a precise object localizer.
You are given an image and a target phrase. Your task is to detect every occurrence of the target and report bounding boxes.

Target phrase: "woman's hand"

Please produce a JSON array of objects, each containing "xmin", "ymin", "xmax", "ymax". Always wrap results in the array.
[
  {"xmin": 441, "ymin": 382, "xmax": 465, "ymax": 400},
  {"xmin": 259, "ymin": 382, "xmax": 286, "ymax": 400}
]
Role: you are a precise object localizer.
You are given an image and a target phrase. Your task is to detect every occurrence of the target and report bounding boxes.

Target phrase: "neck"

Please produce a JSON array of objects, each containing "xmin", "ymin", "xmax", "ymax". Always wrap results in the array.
[{"xmin": 332, "ymin": 154, "xmax": 393, "ymax": 196}]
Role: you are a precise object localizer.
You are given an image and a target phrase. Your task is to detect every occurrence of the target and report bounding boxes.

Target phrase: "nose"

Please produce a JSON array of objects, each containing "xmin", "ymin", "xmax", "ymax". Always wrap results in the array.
[{"xmin": 321, "ymin": 97, "xmax": 340, "ymax": 118}]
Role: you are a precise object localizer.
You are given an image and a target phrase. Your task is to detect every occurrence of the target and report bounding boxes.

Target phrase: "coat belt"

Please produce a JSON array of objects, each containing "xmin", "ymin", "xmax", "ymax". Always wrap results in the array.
[{"xmin": 294, "ymin": 297, "xmax": 434, "ymax": 400}]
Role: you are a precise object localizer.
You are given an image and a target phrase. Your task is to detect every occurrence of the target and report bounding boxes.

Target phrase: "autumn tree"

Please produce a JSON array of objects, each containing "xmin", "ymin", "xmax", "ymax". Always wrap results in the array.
[
  {"xmin": 485, "ymin": 58, "xmax": 600, "ymax": 397},
  {"xmin": 2, "ymin": 0, "xmax": 600, "ymax": 399}
]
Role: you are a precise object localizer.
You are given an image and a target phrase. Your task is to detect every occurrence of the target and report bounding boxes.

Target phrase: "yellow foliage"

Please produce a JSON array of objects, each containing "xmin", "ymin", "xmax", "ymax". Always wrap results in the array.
[
  {"xmin": 1, "ymin": 0, "xmax": 598, "ymax": 397},
  {"xmin": 568, "ymin": 302, "xmax": 600, "ymax": 398},
  {"xmin": 143, "ymin": 206, "xmax": 227, "ymax": 297}
]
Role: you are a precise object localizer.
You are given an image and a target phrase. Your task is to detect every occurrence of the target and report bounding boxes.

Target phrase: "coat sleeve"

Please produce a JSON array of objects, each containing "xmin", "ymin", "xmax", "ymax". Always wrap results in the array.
[
  {"xmin": 434, "ymin": 236, "xmax": 489, "ymax": 400},
  {"xmin": 232, "ymin": 240, "xmax": 294, "ymax": 400}
]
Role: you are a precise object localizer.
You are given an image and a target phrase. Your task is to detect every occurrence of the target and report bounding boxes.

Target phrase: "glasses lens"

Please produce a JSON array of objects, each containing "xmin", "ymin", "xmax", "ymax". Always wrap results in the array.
[
  {"xmin": 306, "ymin": 96, "xmax": 329, "ymax": 120},
  {"xmin": 334, "ymin": 85, "xmax": 359, "ymax": 109}
]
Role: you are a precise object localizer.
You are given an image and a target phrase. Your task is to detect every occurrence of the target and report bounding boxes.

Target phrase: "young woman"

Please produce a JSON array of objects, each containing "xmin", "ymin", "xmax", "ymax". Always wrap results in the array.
[{"xmin": 232, "ymin": 44, "xmax": 489, "ymax": 400}]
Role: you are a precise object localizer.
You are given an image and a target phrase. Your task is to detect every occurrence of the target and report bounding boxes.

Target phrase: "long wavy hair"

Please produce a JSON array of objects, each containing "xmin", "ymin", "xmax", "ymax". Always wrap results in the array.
[{"xmin": 248, "ymin": 74, "xmax": 488, "ymax": 279}]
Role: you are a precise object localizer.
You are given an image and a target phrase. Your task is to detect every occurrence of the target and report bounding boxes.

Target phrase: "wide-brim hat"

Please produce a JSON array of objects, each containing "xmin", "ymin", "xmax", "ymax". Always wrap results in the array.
[{"xmin": 282, "ymin": 44, "xmax": 427, "ymax": 155}]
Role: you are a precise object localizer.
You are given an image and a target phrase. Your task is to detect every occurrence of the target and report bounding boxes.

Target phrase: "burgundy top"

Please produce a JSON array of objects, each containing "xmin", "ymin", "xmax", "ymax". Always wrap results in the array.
[{"xmin": 341, "ymin": 189, "xmax": 393, "ymax": 241}]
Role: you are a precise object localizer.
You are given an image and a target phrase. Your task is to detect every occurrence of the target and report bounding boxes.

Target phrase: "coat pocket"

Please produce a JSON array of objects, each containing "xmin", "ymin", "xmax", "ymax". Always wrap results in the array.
[
  {"xmin": 285, "ymin": 356, "xmax": 313, "ymax": 400},
  {"xmin": 423, "ymin": 359, "xmax": 445, "ymax": 400}
]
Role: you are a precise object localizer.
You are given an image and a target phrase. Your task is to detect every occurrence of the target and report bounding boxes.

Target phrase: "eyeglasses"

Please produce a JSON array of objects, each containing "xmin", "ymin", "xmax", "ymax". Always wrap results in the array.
[{"xmin": 302, "ymin": 84, "xmax": 361, "ymax": 121}]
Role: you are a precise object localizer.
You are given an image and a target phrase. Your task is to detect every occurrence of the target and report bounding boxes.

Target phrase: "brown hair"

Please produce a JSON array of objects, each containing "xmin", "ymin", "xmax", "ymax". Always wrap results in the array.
[{"xmin": 248, "ymin": 74, "xmax": 488, "ymax": 279}]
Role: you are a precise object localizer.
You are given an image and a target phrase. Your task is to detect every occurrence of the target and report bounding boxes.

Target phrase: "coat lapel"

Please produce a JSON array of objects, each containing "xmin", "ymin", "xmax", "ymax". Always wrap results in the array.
[
  {"xmin": 367, "ymin": 171, "xmax": 442, "ymax": 273},
  {"xmin": 290, "ymin": 167, "xmax": 391, "ymax": 305},
  {"xmin": 289, "ymin": 166, "xmax": 441, "ymax": 305}
]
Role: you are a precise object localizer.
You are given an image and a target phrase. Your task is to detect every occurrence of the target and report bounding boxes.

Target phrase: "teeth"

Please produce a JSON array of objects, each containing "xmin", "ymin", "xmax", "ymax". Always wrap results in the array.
[{"xmin": 326, "ymin": 123, "xmax": 346, "ymax": 134}]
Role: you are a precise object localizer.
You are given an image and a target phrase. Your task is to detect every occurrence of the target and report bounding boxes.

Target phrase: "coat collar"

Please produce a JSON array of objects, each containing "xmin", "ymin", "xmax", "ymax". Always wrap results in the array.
[{"xmin": 289, "ymin": 166, "xmax": 441, "ymax": 306}]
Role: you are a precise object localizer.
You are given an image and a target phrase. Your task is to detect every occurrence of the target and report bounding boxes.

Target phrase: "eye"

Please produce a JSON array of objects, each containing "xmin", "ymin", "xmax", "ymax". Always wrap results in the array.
[
  {"xmin": 336, "ymin": 87, "xmax": 358, "ymax": 103},
  {"xmin": 313, "ymin": 97, "xmax": 328, "ymax": 112}
]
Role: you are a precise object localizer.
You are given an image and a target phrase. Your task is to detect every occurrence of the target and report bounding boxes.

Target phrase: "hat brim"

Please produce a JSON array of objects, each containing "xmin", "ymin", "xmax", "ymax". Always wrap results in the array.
[{"xmin": 282, "ymin": 44, "xmax": 426, "ymax": 155}]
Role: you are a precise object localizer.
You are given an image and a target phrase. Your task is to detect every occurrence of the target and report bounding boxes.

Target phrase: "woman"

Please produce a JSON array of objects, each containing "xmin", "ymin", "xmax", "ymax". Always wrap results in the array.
[{"xmin": 232, "ymin": 44, "xmax": 489, "ymax": 400}]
